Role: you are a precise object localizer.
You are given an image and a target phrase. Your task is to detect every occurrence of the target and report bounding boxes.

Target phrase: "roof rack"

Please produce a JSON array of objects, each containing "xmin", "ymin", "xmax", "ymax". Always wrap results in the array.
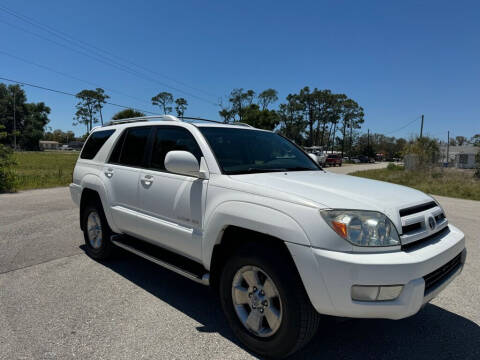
[
  {"xmin": 105, "ymin": 115, "xmax": 181, "ymax": 126},
  {"xmin": 231, "ymin": 122, "xmax": 254, "ymax": 128},
  {"xmin": 103, "ymin": 115, "xmax": 256, "ymax": 129}
]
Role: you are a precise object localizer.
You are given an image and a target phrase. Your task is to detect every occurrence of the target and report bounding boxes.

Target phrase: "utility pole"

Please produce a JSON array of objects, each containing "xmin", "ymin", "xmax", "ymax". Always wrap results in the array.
[
  {"xmin": 420, "ymin": 114, "xmax": 424, "ymax": 138},
  {"xmin": 367, "ymin": 129, "xmax": 370, "ymax": 155},
  {"xmin": 13, "ymin": 88, "xmax": 16, "ymax": 151},
  {"xmin": 446, "ymin": 130, "xmax": 450, "ymax": 165}
]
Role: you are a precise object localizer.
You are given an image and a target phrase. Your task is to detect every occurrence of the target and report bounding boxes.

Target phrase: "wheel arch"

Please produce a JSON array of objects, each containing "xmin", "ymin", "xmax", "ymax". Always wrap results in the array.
[
  {"xmin": 79, "ymin": 174, "xmax": 117, "ymax": 232},
  {"xmin": 203, "ymin": 201, "xmax": 311, "ymax": 270},
  {"xmin": 209, "ymin": 225, "xmax": 302, "ymax": 292}
]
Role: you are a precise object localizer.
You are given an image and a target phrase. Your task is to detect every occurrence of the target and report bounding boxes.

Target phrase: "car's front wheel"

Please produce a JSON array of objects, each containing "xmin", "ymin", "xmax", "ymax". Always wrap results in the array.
[{"xmin": 219, "ymin": 243, "xmax": 320, "ymax": 359}]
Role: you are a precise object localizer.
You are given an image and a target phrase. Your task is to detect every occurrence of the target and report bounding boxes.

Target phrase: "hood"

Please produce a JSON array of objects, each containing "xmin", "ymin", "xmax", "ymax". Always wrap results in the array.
[{"xmin": 229, "ymin": 170, "xmax": 434, "ymax": 224}]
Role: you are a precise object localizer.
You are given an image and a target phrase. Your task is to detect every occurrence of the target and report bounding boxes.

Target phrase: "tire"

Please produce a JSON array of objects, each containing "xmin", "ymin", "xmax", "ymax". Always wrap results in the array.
[
  {"xmin": 81, "ymin": 201, "xmax": 113, "ymax": 260},
  {"xmin": 219, "ymin": 243, "xmax": 320, "ymax": 359}
]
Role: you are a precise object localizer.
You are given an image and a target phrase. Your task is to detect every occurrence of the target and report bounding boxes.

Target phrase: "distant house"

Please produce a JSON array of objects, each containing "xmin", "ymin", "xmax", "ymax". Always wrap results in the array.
[
  {"xmin": 67, "ymin": 141, "xmax": 84, "ymax": 150},
  {"xmin": 455, "ymin": 153, "xmax": 478, "ymax": 169},
  {"xmin": 39, "ymin": 140, "xmax": 59, "ymax": 150},
  {"xmin": 439, "ymin": 145, "xmax": 479, "ymax": 168}
]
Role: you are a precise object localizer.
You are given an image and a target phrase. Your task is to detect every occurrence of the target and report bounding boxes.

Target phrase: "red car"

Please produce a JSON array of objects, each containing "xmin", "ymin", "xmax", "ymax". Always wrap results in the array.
[{"xmin": 326, "ymin": 154, "xmax": 342, "ymax": 166}]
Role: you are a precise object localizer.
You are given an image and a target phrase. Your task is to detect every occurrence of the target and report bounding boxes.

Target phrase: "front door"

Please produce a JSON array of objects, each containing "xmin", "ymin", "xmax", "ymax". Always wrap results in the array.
[{"xmin": 136, "ymin": 126, "xmax": 207, "ymax": 261}]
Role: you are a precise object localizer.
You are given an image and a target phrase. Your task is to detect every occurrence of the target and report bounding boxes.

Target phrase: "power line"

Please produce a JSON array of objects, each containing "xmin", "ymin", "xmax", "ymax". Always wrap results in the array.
[
  {"xmin": 381, "ymin": 116, "xmax": 421, "ymax": 135},
  {"xmin": 0, "ymin": 76, "xmax": 162, "ymax": 115},
  {"xmin": 0, "ymin": 3, "xmax": 218, "ymax": 99},
  {"xmin": 0, "ymin": 50, "xmax": 154, "ymax": 108},
  {"xmin": 0, "ymin": 11, "xmax": 219, "ymax": 106},
  {"xmin": 0, "ymin": 4, "xmax": 219, "ymax": 100}
]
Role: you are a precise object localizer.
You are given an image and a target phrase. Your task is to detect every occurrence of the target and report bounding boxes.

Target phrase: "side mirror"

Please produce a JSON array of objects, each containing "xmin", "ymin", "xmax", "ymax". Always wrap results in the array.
[
  {"xmin": 165, "ymin": 151, "xmax": 202, "ymax": 178},
  {"xmin": 308, "ymin": 153, "xmax": 319, "ymax": 164}
]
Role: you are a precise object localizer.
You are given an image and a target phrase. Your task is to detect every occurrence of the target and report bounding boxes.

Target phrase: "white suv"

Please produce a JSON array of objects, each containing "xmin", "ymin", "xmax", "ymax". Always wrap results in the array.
[{"xmin": 70, "ymin": 115, "xmax": 466, "ymax": 359}]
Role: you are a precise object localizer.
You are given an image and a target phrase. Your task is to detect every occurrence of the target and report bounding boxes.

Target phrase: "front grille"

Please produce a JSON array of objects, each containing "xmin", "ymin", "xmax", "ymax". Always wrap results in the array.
[
  {"xmin": 402, "ymin": 222, "xmax": 422, "ymax": 234},
  {"xmin": 423, "ymin": 253, "xmax": 462, "ymax": 294},
  {"xmin": 399, "ymin": 200, "xmax": 448, "ymax": 248},
  {"xmin": 399, "ymin": 201, "xmax": 437, "ymax": 217},
  {"xmin": 402, "ymin": 226, "xmax": 450, "ymax": 251}
]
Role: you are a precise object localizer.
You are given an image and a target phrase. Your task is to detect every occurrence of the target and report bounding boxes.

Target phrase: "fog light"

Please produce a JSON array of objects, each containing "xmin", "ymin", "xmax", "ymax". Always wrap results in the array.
[{"xmin": 351, "ymin": 285, "xmax": 403, "ymax": 301}]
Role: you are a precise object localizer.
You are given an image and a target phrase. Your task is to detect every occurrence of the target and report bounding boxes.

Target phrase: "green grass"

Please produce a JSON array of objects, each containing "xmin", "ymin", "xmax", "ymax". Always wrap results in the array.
[
  {"xmin": 13, "ymin": 151, "xmax": 78, "ymax": 190},
  {"xmin": 352, "ymin": 164, "xmax": 480, "ymax": 201}
]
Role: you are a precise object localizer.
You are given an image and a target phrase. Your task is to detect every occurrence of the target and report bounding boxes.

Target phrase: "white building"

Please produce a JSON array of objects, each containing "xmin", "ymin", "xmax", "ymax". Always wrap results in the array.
[{"xmin": 439, "ymin": 145, "xmax": 479, "ymax": 168}]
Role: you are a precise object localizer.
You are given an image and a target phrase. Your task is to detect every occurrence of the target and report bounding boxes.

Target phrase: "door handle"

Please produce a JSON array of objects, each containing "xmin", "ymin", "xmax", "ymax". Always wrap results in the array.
[
  {"xmin": 141, "ymin": 175, "xmax": 153, "ymax": 186},
  {"xmin": 104, "ymin": 168, "xmax": 114, "ymax": 178}
]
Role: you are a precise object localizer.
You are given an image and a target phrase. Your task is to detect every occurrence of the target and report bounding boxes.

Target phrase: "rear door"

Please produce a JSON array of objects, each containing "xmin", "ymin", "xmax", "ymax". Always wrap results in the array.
[
  {"xmin": 103, "ymin": 126, "xmax": 153, "ymax": 233},
  {"xmin": 135, "ymin": 125, "xmax": 207, "ymax": 261}
]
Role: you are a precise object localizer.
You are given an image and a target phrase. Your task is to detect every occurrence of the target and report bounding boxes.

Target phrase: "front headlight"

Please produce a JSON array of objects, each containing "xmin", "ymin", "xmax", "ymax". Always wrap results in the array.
[{"xmin": 320, "ymin": 210, "xmax": 400, "ymax": 247}]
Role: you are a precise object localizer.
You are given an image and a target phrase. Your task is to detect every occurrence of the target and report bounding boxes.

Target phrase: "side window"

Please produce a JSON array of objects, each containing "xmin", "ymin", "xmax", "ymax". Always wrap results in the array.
[
  {"xmin": 80, "ymin": 129, "xmax": 115, "ymax": 159},
  {"xmin": 118, "ymin": 127, "xmax": 151, "ymax": 167},
  {"xmin": 108, "ymin": 129, "xmax": 126, "ymax": 164},
  {"xmin": 150, "ymin": 127, "xmax": 202, "ymax": 171}
]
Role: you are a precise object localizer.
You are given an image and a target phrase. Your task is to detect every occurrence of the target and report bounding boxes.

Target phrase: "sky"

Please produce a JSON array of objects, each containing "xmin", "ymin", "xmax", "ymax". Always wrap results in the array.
[{"xmin": 0, "ymin": 0, "xmax": 479, "ymax": 140}]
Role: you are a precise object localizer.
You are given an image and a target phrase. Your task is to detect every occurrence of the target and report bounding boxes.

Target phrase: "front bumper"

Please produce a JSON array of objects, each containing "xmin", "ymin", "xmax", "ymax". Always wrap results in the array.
[
  {"xmin": 69, "ymin": 183, "xmax": 82, "ymax": 207},
  {"xmin": 287, "ymin": 224, "xmax": 466, "ymax": 320}
]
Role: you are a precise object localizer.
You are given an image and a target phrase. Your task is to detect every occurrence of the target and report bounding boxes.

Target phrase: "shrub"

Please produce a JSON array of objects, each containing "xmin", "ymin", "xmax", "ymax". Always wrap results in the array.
[
  {"xmin": 0, "ymin": 144, "xmax": 16, "ymax": 192},
  {"xmin": 403, "ymin": 137, "xmax": 440, "ymax": 170},
  {"xmin": 475, "ymin": 152, "xmax": 480, "ymax": 179}
]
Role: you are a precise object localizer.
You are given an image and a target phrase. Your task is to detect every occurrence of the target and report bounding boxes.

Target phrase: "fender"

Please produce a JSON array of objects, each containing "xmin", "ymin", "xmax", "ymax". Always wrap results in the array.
[
  {"xmin": 202, "ymin": 200, "xmax": 311, "ymax": 270},
  {"xmin": 80, "ymin": 173, "xmax": 121, "ymax": 233}
]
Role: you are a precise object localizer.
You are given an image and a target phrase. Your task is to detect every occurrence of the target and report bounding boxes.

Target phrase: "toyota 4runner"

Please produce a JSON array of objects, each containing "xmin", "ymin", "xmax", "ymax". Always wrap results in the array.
[{"xmin": 70, "ymin": 115, "xmax": 466, "ymax": 359}]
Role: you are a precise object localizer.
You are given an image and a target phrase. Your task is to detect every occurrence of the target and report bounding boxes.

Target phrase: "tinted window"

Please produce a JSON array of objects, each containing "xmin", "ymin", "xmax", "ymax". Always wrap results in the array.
[
  {"xmin": 80, "ymin": 130, "xmax": 115, "ymax": 159},
  {"xmin": 150, "ymin": 127, "xmax": 202, "ymax": 171},
  {"xmin": 118, "ymin": 127, "xmax": 151, "ymax": 167},
  {"xmin": 199, "ymin": 127, "xmax": 319, "ymax": 174},
  {"xmin": 108, "ymin": 130, "xmax": 127, "ymax": 164}
]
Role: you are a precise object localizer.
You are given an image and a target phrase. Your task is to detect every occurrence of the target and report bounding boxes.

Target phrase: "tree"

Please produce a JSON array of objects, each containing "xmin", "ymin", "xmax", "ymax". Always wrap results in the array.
[
  {"xmin": 0, "ymin": 124, "xmax": 16, "ymax": 192},
  {"xmin": 455, "ymin": 136, "xmax": 468, "ymax": 146},
  {"xmin": 403, "ymin": 136, "xmax": 440, "ymax": 168},
  {"xmin": 152, "ymin": 92, "xmax": 173, "ymax": 114},
  {"xmin": 73, "ymin": 89, "xmax": 109, "ymax": 131},
  {"xmin": 277, "ymin": 95, "xmax": 306, "ymax": 145},
  {"xmin": 242, "ymin": 104, "xmax": 279, "ymax": 130},
  {"xmin": 73, "ymin": 90, "xmax": 98, "ymax": 134},
  {"xmin": 471, "ymin": 134, "xmax": 480, "ymax": 146},
  {"xmin": 219, "ymin": 108, "xmax": 235, "ymax": 124},
  {"xmin": 298, "ymin": 87, "xmax": 316, "ymax": 146},
  {"xmin": 0, "ymin": 83, "xmax": 50, "ymax": 150},
  {"xmin": 340, "ymin": 98, "xmax": 364, "ymax": 157},
  {"xmin": 228, "ymin": 88, "xmax": 255, "ymax": 122},
  {"xmin": 112, "ymin": 108, "xmax": 145, "ymax": 120},
  {"xmin": 175, "ymin": 98, "xmax": 188, "ymax": 118},
  {"xmin": 258, "ymin": 88, "xmax": 278, "ymax": 110},
  {"xmin": 21, "ymin": 102, "xmax": 51, "ymax": 150},
  {"xmin": 44, "ymin": 129, "xmax": 76, "ymax": 144},
  {"xmin": 92, "ymin": 88, "xmax": 109, "ymax": 125}
]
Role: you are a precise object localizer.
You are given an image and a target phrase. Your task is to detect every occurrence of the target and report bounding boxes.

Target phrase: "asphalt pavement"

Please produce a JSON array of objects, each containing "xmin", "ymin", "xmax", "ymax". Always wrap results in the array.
[{"xmin": 1, "ymin": 163, "xmax": 479, "ymax": 359}]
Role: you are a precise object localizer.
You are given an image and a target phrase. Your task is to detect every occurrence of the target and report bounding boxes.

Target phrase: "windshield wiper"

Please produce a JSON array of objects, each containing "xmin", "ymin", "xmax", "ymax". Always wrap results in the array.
[
  {"xmin": 228, "ymin": 167, "xmax": 319, "ymax": 175},
  {"xmin": 227, "ymin": 168, "xmax": 288, "ymax": 174}
]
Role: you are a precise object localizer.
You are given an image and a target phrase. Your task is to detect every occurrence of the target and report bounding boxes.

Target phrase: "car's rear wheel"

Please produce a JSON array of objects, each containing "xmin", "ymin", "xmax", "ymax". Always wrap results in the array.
[
  {"xmin": 219, "ymin": 243, "xmax": 320, "ymax": 359},
  {"xmin": 82, "ymin": 202, "xmax": 113, "ymax": 260}
]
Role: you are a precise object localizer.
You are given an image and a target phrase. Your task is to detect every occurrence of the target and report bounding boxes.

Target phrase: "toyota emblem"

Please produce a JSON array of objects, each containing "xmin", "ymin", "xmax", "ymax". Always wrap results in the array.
[{"xmin": 428, "ymin": 216, "xmax": 436, "ymax": 231}]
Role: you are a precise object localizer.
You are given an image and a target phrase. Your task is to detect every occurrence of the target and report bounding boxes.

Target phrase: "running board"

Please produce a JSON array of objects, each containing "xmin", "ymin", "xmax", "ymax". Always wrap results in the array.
[{"xmin": 111, "ymin": 235, "xmax": 210, "ymax": 286}]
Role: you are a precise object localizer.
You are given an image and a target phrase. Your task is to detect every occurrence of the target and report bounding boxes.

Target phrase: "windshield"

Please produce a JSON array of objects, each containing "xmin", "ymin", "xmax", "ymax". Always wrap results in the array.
[{"xmin": 199, "ymin": 127, "xmax": 320, "ymax": 174}]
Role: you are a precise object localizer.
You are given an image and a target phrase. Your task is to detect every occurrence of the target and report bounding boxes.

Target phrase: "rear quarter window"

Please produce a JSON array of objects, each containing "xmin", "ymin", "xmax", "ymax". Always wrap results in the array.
[{"xmin": 80, "ymin": 129, "xmax": 115, "ymax": 159}]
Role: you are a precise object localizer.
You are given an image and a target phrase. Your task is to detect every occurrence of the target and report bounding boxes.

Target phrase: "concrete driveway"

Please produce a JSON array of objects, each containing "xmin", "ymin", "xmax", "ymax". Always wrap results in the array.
[
  {"xmin": 1, "ymin": 179, "xmax": 479, "ymax": 359},
  {"xmin": 326, "ymin": 161, "xmax": 390, "ymax": 174}
]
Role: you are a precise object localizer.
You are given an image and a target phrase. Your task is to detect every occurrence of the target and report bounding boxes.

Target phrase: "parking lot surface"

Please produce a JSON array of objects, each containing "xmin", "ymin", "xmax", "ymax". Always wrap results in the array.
[{"xmin": 1, "ymin": 165, "xmax": 479, "ymax": 359}]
